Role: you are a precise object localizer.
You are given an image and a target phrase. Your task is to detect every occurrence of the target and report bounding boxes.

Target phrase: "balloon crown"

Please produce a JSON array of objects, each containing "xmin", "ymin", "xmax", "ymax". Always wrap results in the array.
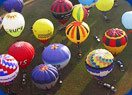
[
  {"xmin": 58, "ymin": 0, "xmax": 65, "ymax": 2},
  {"xmin": 15, "ymin": 42, "xmax": 24, "ymax": 47},
  {"xmin": 51, "ymin": 44, "xmax": 59, "ymax": 50},
  {"xmin": 6, "ymin": 13, "xmax": 17, "ymax": 19},
  {"xmin": 39, "ymin": 65, "xmax": 48, "ymax": 71}
]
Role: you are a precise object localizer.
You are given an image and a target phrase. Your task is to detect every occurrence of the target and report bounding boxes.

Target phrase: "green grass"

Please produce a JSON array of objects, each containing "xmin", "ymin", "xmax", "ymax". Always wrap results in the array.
[{"xmin": 0, "ymin": 0, "xmax": 132, "ymax": 95}]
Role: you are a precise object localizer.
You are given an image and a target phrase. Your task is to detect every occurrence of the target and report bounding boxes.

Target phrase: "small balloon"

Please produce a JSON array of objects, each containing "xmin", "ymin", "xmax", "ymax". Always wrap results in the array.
[
  {"xmin": 3, "ymin": 0, "xmax": 23, "ymax": 13},
  {"xmin": 96, "ymin": 0, "xmax": 114, "ymax": 11},
  {"xmin": 0, "ymin": 54, "xmax": 19, "ymax": 85},
  {"xmin": 32, "ymin": 19, "xmax": 54, "ymax": 43},
  {"xmin": 72, "ymin": 4, "xmax": 88, "ymax": 21},
  {"xmin": 8, "ymin": 41, "xmax": 35, "ymax": 69},
  {"xmin": 31, "ymin": 64, "xmax": 59, "ymax": 91},
  {"xmin": 51, "ymin": 0, "xmax": 73, "ymax": 24},
  {"xmin": 121, "ymin": 11, "xmax": 132, "ymax": 33},
  {"xmin": 42, "ymin": 43, "xmax": 71, "ymax": 70},
  {"xmin": 2, "ymin": 12, "xmax": 25, "ymax": 37}
]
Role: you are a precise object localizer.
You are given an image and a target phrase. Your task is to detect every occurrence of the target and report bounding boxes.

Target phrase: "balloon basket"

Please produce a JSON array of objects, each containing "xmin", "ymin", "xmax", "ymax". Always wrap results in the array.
[
  {"xmin": 77, "ymin": 44, "xmax": 82, "ymax": 59},
  {"xmin": 58, "ymin": 71, "xmax": 63, "ymax": 84}
]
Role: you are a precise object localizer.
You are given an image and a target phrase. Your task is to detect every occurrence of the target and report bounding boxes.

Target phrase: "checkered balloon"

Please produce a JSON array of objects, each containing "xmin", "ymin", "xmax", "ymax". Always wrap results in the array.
[{"xmin": 0, "ymin": 54, "xmax": 19, "ymax": 85}]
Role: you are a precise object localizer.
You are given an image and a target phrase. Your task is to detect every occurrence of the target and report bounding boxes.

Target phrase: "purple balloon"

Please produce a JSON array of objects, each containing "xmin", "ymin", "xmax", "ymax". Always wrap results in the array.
[{"xmin": 3, "ymin": 0, "xmax": 23, "ymax": 13}]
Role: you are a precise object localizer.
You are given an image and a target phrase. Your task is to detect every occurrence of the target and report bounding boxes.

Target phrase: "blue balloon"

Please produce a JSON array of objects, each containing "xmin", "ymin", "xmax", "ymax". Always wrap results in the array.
[
  {"xmin": 125, "ymin": 0, "xmax": 132, "ymax": 7},
  {"xmin": 31, "ymin": 64, "xmax": 59, "ymax": 90},
  {"xmin": 78, "ymin": 0, "xmax": 98, "ymax": 6},
  {"xmin": 3, "ymin": 0, "xmax": 23, "ymax": 13},
  {"xmin": 0, "ymin": 88, "xmax": 7, "ymax": 95},
  {"xmin": 122, "ymin": 11, "xmax": 132, "ymax": 30},
  {"xmin": 42, "ymin": 43, "xmax": 71, "ymax": 70},
  {"xmin": 0, "ymin": 0, "xmax": 7, "ymax": 7}
]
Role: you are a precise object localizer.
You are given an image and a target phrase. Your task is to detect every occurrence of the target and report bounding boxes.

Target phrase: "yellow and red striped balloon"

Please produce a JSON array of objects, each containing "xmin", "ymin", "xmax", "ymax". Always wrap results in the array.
[{"xmin": 65, "ymin": 21, "xmax": 90, "ymax": 44}]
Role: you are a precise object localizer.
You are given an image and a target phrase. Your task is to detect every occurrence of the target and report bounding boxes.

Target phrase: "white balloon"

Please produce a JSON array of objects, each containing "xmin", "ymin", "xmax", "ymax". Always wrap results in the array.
[{"xmin": 2, "ymin": 12, "xmax": 25, "ymax": 37}]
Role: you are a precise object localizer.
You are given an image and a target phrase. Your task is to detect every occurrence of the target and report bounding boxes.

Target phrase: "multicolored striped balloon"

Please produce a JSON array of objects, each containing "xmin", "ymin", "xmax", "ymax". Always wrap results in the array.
[
  {"xmin": 65, "ymin": 21, "xmax": 90, "ymax": 44},
  {"xmin": 42, "ymin": 43, "xmax": 71, "ymax": 70},
  {"xmin": 72, "ymin": 4, "xmax": 88, "ymax": 21},
  {"xmin": 31, "ymin": 64, "xmax": 59, "ymax": 91},
  {"xmin": 0, "ymin": 54, "xmax": 19, "ymax": 85},
  {"xmin": 85, "ymin": 49, "xmax": 115, "ymax": 79},
  {"xmin": 103, "ymin": 28, "xmax": 128, "ymax": 56},
  {"xmin": 51, "ymin": 0, "xmax": 73, "ymax": 24}
]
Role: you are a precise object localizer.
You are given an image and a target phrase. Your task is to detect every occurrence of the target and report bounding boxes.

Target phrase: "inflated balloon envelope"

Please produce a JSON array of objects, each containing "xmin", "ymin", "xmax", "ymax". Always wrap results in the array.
[
  {"xmin": 32, "ymin": 19, "xmax": 54, "ymax": 43},
  {"xmin": 85, "ymin": 49, "xmax": 115, "ymax": 79},
  {"xmin": 2, "ymin": 12, "xmax": 25, "ymax": 37},
  {"xmin": 3, "ymin": 0, "xmax": 23, "ymax": 13},
  {"xmin": 122, "ymin": 11, "xmax": 132, "ymax": 33},
  {"xmin": 72, "ymin": 4, "xmax": 88, "ymax": 21},
  {"xmin": 51, "ymin": 0, "xmax": 73, "ymax": 24},
  {"xmin": 103, "ymin": 28, "xmax": 128, "ymax": 56},
  {"xmin": 96, "ymin": 0, "xmax": 114, "ymax": 11}
]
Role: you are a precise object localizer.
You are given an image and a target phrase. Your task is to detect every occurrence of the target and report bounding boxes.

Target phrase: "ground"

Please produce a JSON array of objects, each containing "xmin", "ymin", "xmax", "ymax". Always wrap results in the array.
[{"xmin": 0, "ymin": 0, "xmax": 132, "ymax": 95}]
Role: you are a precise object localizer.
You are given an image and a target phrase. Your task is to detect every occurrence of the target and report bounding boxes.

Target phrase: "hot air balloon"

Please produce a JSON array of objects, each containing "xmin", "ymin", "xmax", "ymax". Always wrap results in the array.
[
  {"xmin": 8, "ymin": 41, "xmax": 35, "ymax": 69},
  {"xmin": 0, "ymin": 0, "xmax": 7, "ymax": 7},
  {"xmin": 122, "ymin": 11, "xmax": 132, "ymax": 33},
  {"xmin": 103, "ymin": 28, "xmax": 128, "ymax": 56},
  {"xmin": 85, "ymin": 49, "xmax": 115, "ymax": 79},
  {"xmin": 96, "ymin": 0, "xmax": 114, "ymax": 11},
  {"xmin": 3, "ymin": 0, "xmax": 23, "ymax": 13},
  {"xmin": 51, "ymin": 0, "xmax": 73, "ymax": 25},
  {"xmin": 78, "ymin": 0, "xmax": 98, "ymax": 10},
  {"xmin": 72, "ymin": 4, "xmax": 88, "ymax": 21},
  {"xmin": 0, "ymin": 17, "xmax": 2, "ymax": 30},
  {"xmin": 42, "ymin": 43, "xmax": 71, "ymax": 70},
  {"xmin": 0, "ymin": 54, "xmax": 19, "ymax": 85},
  {"xmin": 32, "ymin": 19, "xmax": 54, "ymax": 43},
  {"xmin": 65, "ymin": 21, "xmax": 90, "ymax": 58},
  {"xmin": 2, "ymin": 12, "xmax": 25, "ymax": 37},
  {"xmin": 31, "ymin": 64, "xmax": 59, "ymax": 91},
  {"xmin": 125, "ymin": 0, "xmax": 132, "ymax": 7}
]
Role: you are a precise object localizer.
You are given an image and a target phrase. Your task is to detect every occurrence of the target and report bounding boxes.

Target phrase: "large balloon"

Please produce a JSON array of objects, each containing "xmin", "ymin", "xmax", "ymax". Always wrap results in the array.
[
  {"xmin": 42, "ymin": 43, "xmax": 71, "ymax": 70},
  {"xmin": 8, "ymin": 41, "xmax": 35, "ymax": 69},
  {"xmin": 72, "ymin": 4, "xmax": 88, "ymax": 21},
  {"xmin": 32, "ymin": 19, "xmax": 54, "ymax": 43},
  {"xmin": 3, "ymin": 0, "xmax": 23, "ymax": 13},
  {"xmin": 96, "ymin": 0, "xmax": 114, "ymax": 11},
  {"xmin": 2, "ymin": 12, "xmax": 25, "ymax": 37},
  {"xmin": 31, "ymin": 64, "xmax": 59, "ymax": 91},
  {"xmin": 122, "ymin": 11, "xmax": 132, "ymax": 33},
  {"xmin": 85, "ymin": 49, "xmax": 115, "ymax": 79},
  {"xmin": 0, "ymin": 54, "xmax": 19, "ymax": 85},
  {"xmin": 51, "ymin": 0, "xmax": 73, "ymax": 24},
  {"xmin": 65, "ymin": 21, "xmax": 90, "ymax": 44},
  {"xmin": 103, "ymin": 28, "xmax": 128, "ymax": 56}
]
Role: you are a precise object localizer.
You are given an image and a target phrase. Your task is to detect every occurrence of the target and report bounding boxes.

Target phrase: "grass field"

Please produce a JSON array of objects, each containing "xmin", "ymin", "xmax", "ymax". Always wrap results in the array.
[{"xmin": 0, "ymin": 0, "xmax": 132, "ymax": 95}]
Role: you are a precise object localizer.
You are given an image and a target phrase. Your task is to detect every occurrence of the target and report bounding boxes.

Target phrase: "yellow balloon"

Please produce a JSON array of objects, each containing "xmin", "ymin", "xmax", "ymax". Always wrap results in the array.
[
  {"xmin": 72, "ymin": 4, "xmax": 84, "ymax": 21},
  {"xmin": 32, "ymin": 19, "xmax": 54, "ymax": 42},
  {"xmin": 96, "ymin": 0, "xmax": 114, "ymax": 11}
]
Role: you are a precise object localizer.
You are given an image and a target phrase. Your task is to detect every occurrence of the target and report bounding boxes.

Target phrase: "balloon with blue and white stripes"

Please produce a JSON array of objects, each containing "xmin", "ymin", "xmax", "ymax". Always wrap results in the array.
[
  {"xmin": 31, "ymin": 64, "xmax": 59, "ymax": 91},
  {"xmin": 0, "ymin": 54, "xmax": 19, "ymax": 85}
]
